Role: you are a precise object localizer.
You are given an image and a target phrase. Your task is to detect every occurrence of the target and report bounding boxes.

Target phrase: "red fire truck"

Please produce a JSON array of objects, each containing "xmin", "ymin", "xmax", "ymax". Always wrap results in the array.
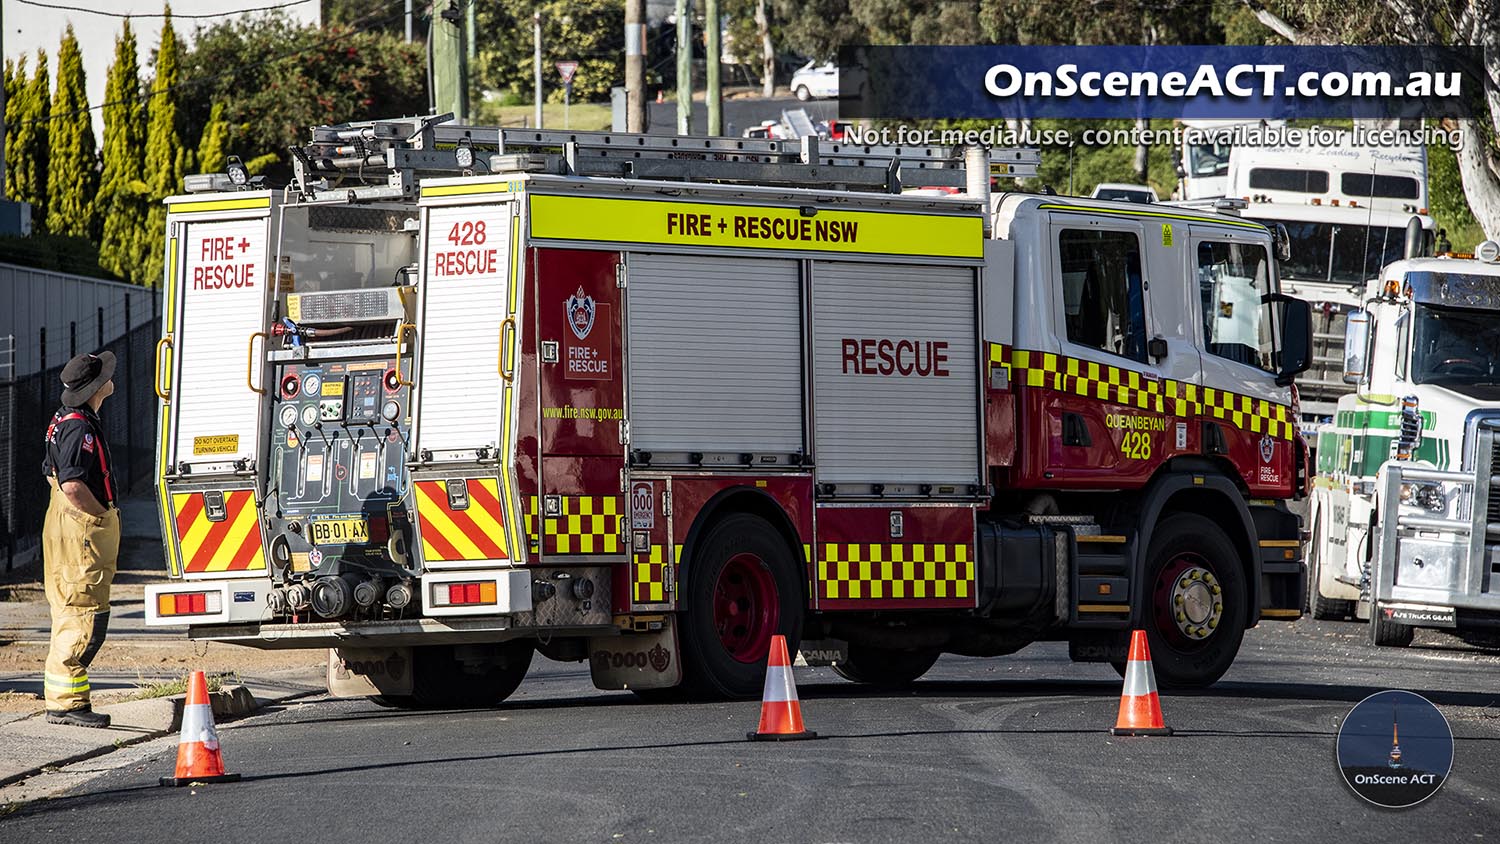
[{"xmin": 146, "ymin": 120, "xmax": 1312, "ymax": 705}]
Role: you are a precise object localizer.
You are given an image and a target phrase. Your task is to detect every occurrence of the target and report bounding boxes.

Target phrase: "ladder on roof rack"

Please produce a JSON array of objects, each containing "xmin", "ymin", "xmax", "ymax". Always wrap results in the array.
[{"xmin": 290, "ymin": 115, "xmax": 1040, "ymax": 198}]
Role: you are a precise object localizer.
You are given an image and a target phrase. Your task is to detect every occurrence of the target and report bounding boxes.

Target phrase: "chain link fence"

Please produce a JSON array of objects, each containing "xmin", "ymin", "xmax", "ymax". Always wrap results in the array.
[{"xmin": 1, "ymin": 319, "xmax": 160, "ymax": 571}]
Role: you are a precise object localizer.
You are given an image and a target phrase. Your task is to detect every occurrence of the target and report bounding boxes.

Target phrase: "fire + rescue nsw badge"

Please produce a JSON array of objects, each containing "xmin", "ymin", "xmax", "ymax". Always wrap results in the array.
[
  {"xmin": 563, "ymin": 288, "xmax": 611, "ymax": 382},
  {"xmin": 566, "ymin": 287, "xmax": 596, "ymax": 340},
  {"xmin": 1259, "ymin": 434, "xmax": 1276, "ymax": 464}
]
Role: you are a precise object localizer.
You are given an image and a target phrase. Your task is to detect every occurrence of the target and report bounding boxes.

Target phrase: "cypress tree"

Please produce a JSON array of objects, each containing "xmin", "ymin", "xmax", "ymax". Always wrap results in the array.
[
  {"xmin": 195, "ymin": 100, "xmax": 230, "ymax": 175},
  {"xmin": 46, "ymin": 25, "xmax": 99, "ymax": 238},
  {"xmin": 99, "ymin": 20, "xmax": 150, "ymax": 284},
  {"xmin": 143, "ymin": 7, "xmax": 184, "ymax": 288},
  {"xmin": 6, "ymin": 51, "xmax": 51, "ymax": 229}
]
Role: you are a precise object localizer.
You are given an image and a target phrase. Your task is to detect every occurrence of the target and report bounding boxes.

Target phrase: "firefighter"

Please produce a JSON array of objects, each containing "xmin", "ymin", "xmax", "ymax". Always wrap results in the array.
[{"xmin": 41, "ymin": 351, "xmax": 120, "ymax": 727}]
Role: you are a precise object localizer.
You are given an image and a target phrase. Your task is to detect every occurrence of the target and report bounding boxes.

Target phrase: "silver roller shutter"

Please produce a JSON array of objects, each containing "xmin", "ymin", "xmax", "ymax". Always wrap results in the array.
[
  {"xmin": 412, "ymin": 203, "xmax": 514, "ymax": 460},
  {"xmin": 627, "ymin": 253, "xmax": 803, "ymax": 454},
  {"xmin": 811, "ymin": 261, "xmax": 979, "ymax": 486}
]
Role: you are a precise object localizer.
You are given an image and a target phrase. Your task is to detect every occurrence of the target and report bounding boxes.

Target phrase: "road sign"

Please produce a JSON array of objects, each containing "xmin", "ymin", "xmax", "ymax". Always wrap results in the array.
[{"xmin": 556, "ymin": 61, "xmax": 579, "ymax": 84}]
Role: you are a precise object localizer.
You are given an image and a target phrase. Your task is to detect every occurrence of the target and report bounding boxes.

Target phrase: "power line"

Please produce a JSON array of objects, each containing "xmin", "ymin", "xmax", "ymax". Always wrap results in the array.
[
  {"xmin": 9, "ymin": 0, "xmax": 411, "ymax": 126},
  {"xmin": 14, "ymin": 0, "xmax": 315, "ymax": 19}
]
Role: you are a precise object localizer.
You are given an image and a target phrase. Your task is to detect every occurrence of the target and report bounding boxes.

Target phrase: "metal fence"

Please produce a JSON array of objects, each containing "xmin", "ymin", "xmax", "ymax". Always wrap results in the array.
[{"xmin": 1, "ymin": 297, "xmax": 161, "ymax": 571}]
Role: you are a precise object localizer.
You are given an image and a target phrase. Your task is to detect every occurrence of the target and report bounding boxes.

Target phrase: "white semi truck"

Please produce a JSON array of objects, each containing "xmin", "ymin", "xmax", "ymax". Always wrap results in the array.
[
  {"xmin": 1181, "ymin": 133, "xmax": 1434, "ymax": 439},
  {"xmin": 1304, "ymin": 242, "xmax": 1500, "ymax": 645}
]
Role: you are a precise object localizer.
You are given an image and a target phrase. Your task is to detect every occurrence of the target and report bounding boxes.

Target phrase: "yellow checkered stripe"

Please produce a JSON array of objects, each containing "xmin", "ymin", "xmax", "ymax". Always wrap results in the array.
[
  {"xmin": 633, "ymin": 543, "xmax": 683, "ymax": 604},
  {"xmin": 818, "ymin": 543, "xmax": 973, "ymax": 601},
  {"xmin": 528, "ymin": 495, "xmax": 623, "ymax": 555},
  {"xmin": 989, "ymin": 344, "xmax": 1293, "ymax": 440}
]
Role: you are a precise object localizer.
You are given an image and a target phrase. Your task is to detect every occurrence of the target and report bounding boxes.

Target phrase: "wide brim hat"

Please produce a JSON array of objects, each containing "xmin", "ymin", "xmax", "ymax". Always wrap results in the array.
[{"xmin": 60, "ymin": 351, "xmax": 116, "ymax": 406}]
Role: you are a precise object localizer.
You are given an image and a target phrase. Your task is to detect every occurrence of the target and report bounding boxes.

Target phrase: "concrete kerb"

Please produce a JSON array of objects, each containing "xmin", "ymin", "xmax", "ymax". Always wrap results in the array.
[{"xmin": 0, "ymin": 679, "xmax": 319, "ymax": 788}]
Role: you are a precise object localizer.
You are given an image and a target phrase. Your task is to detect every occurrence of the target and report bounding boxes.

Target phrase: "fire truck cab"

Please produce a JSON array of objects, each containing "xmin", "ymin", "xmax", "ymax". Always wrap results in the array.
[{"xmin": 147, "ymin": 120, "xmax": 1312, "ymax": 704}]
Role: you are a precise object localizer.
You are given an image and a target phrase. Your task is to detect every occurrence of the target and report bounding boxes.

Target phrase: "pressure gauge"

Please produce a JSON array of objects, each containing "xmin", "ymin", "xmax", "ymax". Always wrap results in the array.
[
  {"xmin": 302, "ymin": 373, "xmax": 322, "ymax": 397},
  {"xmin": 279, "ymin": 405, "xmax": 298, "ymax": 428},
  {"xmin": 382, "ymin": 399, "xmax": 401, "ymax": 421},
  {"xmin": 300, "ymin": 404, "xmax": 319, "ymax": 427}
]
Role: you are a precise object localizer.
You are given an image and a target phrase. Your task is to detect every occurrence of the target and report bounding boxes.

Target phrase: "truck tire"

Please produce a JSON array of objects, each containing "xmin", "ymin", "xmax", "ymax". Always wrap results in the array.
[
  {"xmin": 679, "ymin": 513, "xmax": 804, "ymax": 699},
  {"xmin": 1140, "ymin": 513, "xmax": 1248, "ymax": 688},
  {"xmin": 832, "ymin": 644, "xmax": 940, "ymax": 689},
  {"xmin": 1369, "ymin": 607, "xmax": 1415, "ymax": 648},
  {"xmin": 380, "ymin": 642, "xmax": 534, "ymax": 709},
  {"xmin": 1307, "ymin": 520, "xmax": 1353, "ymax": 620}
]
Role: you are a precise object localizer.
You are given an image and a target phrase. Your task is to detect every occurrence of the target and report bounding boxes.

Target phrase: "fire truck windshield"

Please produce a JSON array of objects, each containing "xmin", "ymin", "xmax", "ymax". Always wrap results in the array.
[
  {"xmin": 1412, "ymin": 303, "xmax": 1500, "ymax": 387},
  {"xmin": 1254, "ymin": 219, "xmax": 1409, "ymax": 285}
]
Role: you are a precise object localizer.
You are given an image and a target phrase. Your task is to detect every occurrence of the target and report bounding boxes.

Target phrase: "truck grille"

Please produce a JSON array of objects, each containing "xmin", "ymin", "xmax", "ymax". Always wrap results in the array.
[{"xmin": 1490, "ymin": 439, "xmax": 1500, "ymax": 526}]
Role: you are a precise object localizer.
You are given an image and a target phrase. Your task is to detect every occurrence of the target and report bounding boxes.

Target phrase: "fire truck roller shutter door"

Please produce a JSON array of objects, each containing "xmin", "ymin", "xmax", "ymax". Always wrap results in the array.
[
  {"xmin": 811, "ymin": 262, "xmax": 980, "ymax": 486},
  {"xmin": 413, "ymin": 203, "xmax": 515, "ymax": 457},
  {"xmin": 172, "ymin": 218, "xmax": 270, "ymax": 471},
  {"xmin": 627, "ymin": 254, "xmax": 803, "ymax": 454}
]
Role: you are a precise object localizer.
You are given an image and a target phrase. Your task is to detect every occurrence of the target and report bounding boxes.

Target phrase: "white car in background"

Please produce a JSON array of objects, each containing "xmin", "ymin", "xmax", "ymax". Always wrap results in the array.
[
  {"xmin": 790, "ymin": 61, "xmax": 839, "ymax": 101},
  {"xmin": 1091, "ymin": 183, "xmax": 1159, "ymax": 203}
]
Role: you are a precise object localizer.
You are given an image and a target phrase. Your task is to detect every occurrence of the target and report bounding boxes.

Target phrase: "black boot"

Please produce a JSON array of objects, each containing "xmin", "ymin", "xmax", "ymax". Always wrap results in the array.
[{"xmin": 45, "ymin": 706, "xmax": 111, "ymax": 728}]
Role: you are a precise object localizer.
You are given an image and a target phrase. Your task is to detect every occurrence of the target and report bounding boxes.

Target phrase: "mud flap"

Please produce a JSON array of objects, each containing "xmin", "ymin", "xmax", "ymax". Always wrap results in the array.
[
  {"xmin": 589, "ymin": 617, "xmax": 682, "ymax": 690},
  {"xmin": 796, "ymin": 638, "xmax": 849, "ymax": 667},
  {"xmin": 327, "ymin": 647, "xmax": 414, "ymax": 697}
]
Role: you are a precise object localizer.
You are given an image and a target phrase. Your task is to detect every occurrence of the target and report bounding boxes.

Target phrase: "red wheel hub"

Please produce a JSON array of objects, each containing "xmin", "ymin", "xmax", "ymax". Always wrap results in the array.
[{"xmin": 713, "ymin": 553, "xmax": 779, "ymax": 663}]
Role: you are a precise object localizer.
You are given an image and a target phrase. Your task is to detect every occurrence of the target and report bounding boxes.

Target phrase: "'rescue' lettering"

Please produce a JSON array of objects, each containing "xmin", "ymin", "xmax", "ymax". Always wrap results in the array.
[
  {"xmin": 432, "ymin": 248, "xmax": 499, "ymax": 277},
  {"xmin": 840, "ymin": 338, "xmax": 950, "ymax": 377},
  {"xmin": 734, "ymin": 215, "xmax": 858, "ymax": 244},
  {"xmin": 192, "ymin": 236, "xmax": 257, "ymax": 290}
]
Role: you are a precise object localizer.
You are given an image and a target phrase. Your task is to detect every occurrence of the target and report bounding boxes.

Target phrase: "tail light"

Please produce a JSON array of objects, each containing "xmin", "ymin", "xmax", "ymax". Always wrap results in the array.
[
  {"xmin": 155, "ymin": 590, "xmax": 223, "ymax": 617},
  {"xmin": 430, "ymin": 581, "xmax": 498, "ymax": 607}
]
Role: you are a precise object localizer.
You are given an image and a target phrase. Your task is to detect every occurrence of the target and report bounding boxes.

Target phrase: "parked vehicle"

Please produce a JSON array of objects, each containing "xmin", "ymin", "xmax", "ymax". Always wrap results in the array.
[
  {"xmin": 790, "ymin": 61, "xmax": 838, "ymax": 101},
  {"xmin": 1091, "ymin": 183, "xmax": 1158, "ymax": 204},
  {"xmin": 1304, "ymin": 244, "xmax": 1500, "ymax": 646}
]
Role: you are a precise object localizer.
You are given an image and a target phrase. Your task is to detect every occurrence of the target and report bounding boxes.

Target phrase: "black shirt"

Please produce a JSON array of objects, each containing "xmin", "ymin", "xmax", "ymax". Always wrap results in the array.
[{"xmin": 42, "ymin": 405, "xmax": 115, "ymax": 509}]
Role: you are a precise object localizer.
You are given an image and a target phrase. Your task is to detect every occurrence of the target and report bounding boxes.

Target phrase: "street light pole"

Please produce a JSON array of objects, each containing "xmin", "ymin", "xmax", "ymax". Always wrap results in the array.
[
  {"xmin": 675, "ymin": 0, "xmax": 691, "ymax": 135},
  {"xmin": 705, "ymin": 0, "xmax": 721, "ymax": 136},
  {"xmin": 534, "ymin": 11, "xmax": 544, "ymax": 129},
  {"xmin": 625, "ymin": 0, "xmax": 646, "ymax": 132}
]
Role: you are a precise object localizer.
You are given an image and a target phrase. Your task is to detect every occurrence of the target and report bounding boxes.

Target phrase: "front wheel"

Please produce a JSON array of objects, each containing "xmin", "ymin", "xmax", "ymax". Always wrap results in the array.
[
  {"xmin": 794, "ymin": 85, "xmax": 811, "ymax": 101},
  {"xmin": 679, "ymin": 513, "xmax": 804, "ymax": 699},
  {"xmin": 832, "ymin": 644, "xmax": 940, "ymax": 689},
  {"xmin": 1140, "ymin": 514, "xmax": 1248, "ymax": 688},
  {"xmin": 1307, "ymin": 516, "xmax": 1353, "ymax": 620}
]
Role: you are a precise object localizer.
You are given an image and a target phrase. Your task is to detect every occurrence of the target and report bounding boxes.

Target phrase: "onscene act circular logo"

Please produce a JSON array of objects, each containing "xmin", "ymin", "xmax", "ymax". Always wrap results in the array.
[{"xmin": 1337, "ymin": 690, "xmax": 1454, "ymax": 808}]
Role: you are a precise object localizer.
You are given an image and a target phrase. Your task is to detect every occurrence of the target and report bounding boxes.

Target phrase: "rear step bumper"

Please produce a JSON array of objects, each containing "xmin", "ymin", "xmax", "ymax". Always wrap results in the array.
[{"xmin": 184, "ymin": 617, "xmax": 619, "ymax": 649}]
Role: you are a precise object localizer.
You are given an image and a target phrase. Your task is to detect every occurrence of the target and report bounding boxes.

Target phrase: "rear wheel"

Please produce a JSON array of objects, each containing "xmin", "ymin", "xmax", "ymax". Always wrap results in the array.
[
  {"xmin": 1139, "ymin": 514, "xmax": 1248, "ymax": 688},
  {"xmin": 832, "ymin": 644, "xmax": 940, "ymax": 689},
  {"xmin": 1370, "ymin": 607, "xmax": 1415, "ymax": 648},
  {"xmin": 378, "ymin": 641, "xmax": 534, "ymax": 709},
  {"xmin": 680, "ymin": 513, "xmax": 804, "ymax": 699}
]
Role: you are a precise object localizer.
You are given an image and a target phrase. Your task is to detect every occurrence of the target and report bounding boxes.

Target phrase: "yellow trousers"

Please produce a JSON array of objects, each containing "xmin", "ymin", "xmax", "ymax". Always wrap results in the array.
[{"xmin": 42, "ymin": 479, "xmax": 119, "ymax": 712}]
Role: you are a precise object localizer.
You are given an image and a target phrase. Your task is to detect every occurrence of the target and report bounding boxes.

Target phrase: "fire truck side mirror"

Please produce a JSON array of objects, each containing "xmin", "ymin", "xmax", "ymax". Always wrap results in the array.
[
  {"xmin": 1342, "ymin": 309, "xmax": 1371, "ymax": 386},
  {"xmin": 1270, "ymin": 293, "xmax": 1312, "ymax": 388}
]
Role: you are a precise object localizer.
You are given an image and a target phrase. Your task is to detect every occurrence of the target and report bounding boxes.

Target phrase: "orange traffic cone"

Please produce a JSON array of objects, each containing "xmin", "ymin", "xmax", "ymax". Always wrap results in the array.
[
  {"xmin": 159, "ymin": 671, "xmax": 241, "ymax": 786},
  {"xmin": 1111, "ymin": 630, "xmax": 1173, "ymax": 736},
  {"xmin": 747, "ymin": 635, "xmax": 817, "ymax": 741}
]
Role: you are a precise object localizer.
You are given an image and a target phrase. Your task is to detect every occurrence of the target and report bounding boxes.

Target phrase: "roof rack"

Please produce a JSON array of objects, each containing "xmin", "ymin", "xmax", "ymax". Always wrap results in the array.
[{"xmin": 287, "ymin": 114, "xmax": 1040, "ymax": 200}]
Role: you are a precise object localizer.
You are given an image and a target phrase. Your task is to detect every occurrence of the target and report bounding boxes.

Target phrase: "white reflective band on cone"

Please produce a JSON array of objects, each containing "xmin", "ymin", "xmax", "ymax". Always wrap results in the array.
[
  {"xmin": 1122, "ymin": 660, "xmax": 1156, "ymax": 698},
  {"xmin": 181, "ymin": 702, "xmax": 221, "ymax": 750},
  {"xmin": 761, "ymin": 665, "xmax": 797, "ymax": 703}
]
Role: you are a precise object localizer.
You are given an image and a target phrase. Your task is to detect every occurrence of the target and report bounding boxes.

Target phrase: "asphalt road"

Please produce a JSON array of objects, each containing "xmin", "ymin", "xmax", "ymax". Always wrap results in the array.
[{"xmin": 4, "ymin": 619, "xmax": 1499, "ymax": 843}]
